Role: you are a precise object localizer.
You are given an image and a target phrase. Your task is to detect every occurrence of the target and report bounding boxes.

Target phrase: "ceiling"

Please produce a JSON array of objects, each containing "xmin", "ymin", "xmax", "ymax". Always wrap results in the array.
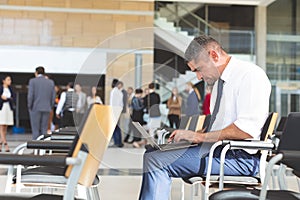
[{"xmin": 154, "ymin": 0, "xmax": 276, "ymax": 6}]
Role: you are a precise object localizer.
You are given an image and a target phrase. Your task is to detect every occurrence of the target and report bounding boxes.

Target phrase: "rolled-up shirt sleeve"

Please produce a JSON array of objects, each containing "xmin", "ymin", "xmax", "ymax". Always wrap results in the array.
[{"xmin": 234, "ymin": 70, "xmax": 271, "ymax": 140}]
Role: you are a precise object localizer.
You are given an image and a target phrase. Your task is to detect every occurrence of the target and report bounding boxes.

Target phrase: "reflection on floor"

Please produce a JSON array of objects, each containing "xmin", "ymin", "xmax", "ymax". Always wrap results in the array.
[{"xmin": 0, "ymin": 133, "xmax": 298, "ymax": 200}]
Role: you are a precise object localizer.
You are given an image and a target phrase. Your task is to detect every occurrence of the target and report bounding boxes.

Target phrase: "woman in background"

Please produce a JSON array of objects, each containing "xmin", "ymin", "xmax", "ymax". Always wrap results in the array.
[
  {"xmin": 131, "ymin": 89, "xmax": 145, "ymax": 146},
  {"xmin": 0, "ymin": 75, "xmax": 15, "ymax": 152},
  {"xmin": 167, "ymin": 87, "xmax": 182, "ymax": 128},
  {"xmin": 87, "ymin": 86, "xmax": 103, "ymax": 108},
  {"xmin": 202, "ymin": 85, "xmax": 212, "ymax": 115},
  {"xmin": 52, "ymin": 85, "xmax": 62, "ymax": 130}
]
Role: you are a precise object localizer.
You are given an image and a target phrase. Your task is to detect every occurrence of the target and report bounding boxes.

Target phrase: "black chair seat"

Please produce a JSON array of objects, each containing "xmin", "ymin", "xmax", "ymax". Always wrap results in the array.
[
  {"xmin": 209, "ymin": 188, "xmax": 300, "ymax": 200},
  {"xmin": 0, "ymin": 194, "xmax": 84, "ymax": 200}
]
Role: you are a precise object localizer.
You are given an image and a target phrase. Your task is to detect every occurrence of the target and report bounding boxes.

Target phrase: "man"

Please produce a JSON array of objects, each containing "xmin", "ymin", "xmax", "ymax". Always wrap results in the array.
[
  {"xmin": 110, "ymin": 80, "xmax": 124, "ymax": 147},
  {"xmin": 138, "ymin": 35, "xmax": 271, "ymax": 200},
  {"xmin": 56, "ymin": 82, "xmax": 78, "ymax": 128},
  {"xmin": 74, "ymin": 83, "xmax": 86, "ymax": 126},
  {"xmin": 143, "ymin": 82, "xmax": 161, "ymax": 137},
  {"xmin": 28, "ymin": 66, "xmax": 55, "ymax": 139}
]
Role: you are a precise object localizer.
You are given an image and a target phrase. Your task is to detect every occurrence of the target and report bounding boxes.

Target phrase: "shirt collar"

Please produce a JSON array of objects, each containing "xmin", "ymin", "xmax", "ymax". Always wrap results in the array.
[{"xmin": 220, "ymin": 56, "xmax": 235, "ymax": 83}]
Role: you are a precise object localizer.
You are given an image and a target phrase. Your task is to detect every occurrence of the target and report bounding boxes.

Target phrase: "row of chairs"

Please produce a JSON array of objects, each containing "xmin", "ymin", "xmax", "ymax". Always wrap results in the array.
[
  {"xmin": 2, "ymin": 109, "xmax": 299, "ymax": 199},
  {"xmin": 209, "ymin": 112, "xmax": 300, "ymax": 199},
  {"xmin": 0, "ymin": 104, "xmax": 122, "ymax": 199},
  {"xmin": 158, "ymin": 113, "xmax": 300, "ymax": 199}
]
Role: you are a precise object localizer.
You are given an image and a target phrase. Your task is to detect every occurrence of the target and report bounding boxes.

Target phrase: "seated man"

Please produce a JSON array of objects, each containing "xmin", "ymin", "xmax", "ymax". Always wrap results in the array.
[{"xmin": 138, "ymin": 35, "xmax": 271, "ymax": 200}]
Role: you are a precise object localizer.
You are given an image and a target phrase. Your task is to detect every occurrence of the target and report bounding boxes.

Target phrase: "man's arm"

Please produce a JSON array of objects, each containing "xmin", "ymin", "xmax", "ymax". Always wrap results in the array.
[
  {"xmin": 51, "ymin": 82, "xmax": 56, "ymax": 108},
  {"xmin": 27, "ymin": 79, "xmax": 33, "ymax": 111},
  {"xmin": 169, "ymin": 123, "xmax": 252, "ymax": 143},
  {"xmin": 56, "ymin": 92, "xmax": 66, "ymax": 116}
]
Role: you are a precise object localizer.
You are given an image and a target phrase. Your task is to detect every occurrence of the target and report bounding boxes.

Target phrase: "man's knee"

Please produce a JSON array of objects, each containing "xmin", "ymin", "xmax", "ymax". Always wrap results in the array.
[{"xmin": 143, "ymin": 150, "xmax": 163, "ymax": 172}]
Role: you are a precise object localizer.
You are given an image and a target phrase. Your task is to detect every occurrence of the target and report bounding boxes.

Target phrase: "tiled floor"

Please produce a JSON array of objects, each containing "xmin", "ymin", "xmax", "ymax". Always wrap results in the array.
[{"xmin": 0, "ymin": 133, "xmax": 298, "ymax": 200}]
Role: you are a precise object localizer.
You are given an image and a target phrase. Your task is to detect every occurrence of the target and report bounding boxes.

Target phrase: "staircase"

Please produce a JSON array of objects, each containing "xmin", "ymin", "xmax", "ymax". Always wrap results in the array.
[
  {"xmin": 158, "ymin": 2, "xmax": 204, "ymax": 23},
  {"xmin": 154, "ymin": 15, "xmax": 200, "ymax": 102}
]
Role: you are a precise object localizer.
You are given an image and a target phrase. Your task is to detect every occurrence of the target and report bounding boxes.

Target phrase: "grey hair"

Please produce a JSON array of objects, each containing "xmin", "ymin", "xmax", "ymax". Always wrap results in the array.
[{"xmin": 184, "ymin": 35, "xmax": 221, "ymax": 62}]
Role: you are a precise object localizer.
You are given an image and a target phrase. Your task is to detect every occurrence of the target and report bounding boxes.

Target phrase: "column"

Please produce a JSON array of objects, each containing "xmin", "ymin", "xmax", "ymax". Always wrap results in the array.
[
  {"xmin": 135, "ymin": 53, "xmax": 143, "ymax": 88},
  {"xmin": 255, "ymin": 5, "xmax": 267, "ymax": 71}
]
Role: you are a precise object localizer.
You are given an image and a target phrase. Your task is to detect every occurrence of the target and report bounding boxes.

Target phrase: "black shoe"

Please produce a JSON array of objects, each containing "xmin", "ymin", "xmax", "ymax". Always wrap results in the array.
[{"xmin": 117, "ymin": 143, "xmax": 124, "ymax": 148}]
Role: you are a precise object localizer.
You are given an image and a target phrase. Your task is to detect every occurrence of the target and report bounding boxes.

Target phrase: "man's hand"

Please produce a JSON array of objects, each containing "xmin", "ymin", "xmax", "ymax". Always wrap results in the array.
[
  {"xmin": 56, "ymin": 114, "xmax": 60, "ymax": 119},
  {"xmin": 168, "ymin": 130, "xmax": 204, "ymax": 144}
]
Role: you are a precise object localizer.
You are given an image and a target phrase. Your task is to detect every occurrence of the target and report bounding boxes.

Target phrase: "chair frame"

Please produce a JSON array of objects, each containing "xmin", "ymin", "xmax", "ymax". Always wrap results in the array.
[
  {"xmin": 186, "ymin": 112, "xmax": 278, "ymax": 200},
  {"xmin": 3, "ymin": 104, "xmax": 121, "ymax": 199},
  {"xmin": 0, "ymin": 144, "xmax": 88, "ymax": 200}
]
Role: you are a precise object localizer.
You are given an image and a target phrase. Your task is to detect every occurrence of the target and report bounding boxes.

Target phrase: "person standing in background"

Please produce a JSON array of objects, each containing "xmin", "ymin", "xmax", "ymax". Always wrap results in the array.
[
  {"xmin": 131, "ymin": 88, "xmax": 147, "ymax": 148},
  {"xmin": 123, "ymin": 86, "xmax": 135, "ymax": 143},
  {"xmin": 120, "ymin": 86, "xmax": 130, "ymax": 143},
  {"xmin": 143, "ymin": 83, "xmax": 161, "ymax": 137},
  {"xmin": 56, "ymin": 82, "xmax": 78, "ymax": 128},
  {"xmin": 110, "ymin": 80, "xmax": 124, "ymax": 148},
  {"xmin": 185, "ymin": 82, "xmax": 201, "ymax": 117},
  {"xmin": 0, "ymin": 75, "xmax": 15, "ymax": 152},
  {"xmin": 74, "ymin": 84, "xmax": 86, "ymax": 126},
  {"xmin": 167, "ymin": 87, "xmax": 182, "ymax": 129},
  {"xmin": 202, "ymin": 85, "xmax": 212, "ymax": 115},
  {"xmin": 28, "ymin": 66, "xmax": 55, "ymax": 140},
  {"xmin": 87, "ymin": 86, "xmax": 103, "ymax": 108},
  {"xmin": 52, "ymin": 85, "xmax": 61, "ymax": 130}
]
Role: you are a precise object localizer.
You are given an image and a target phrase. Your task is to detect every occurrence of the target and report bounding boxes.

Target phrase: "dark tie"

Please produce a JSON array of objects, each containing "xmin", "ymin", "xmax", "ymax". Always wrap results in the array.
[{"xmin": 207, "ymin": 78, "xmax": 224, "ymax": 132}]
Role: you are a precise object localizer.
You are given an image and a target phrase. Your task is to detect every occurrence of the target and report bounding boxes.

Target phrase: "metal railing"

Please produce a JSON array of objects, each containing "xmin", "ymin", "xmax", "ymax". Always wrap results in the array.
[{"xmin": 155, "ymin": 2, "xmax": 255, "ymax": 56}]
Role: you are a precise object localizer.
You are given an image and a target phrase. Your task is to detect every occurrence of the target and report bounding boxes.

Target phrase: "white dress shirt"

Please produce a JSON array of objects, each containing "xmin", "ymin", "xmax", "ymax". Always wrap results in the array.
[
  {"xmin": 56, "ymin": 88, "xmax": 74, "ymax": 115},
  {"xmin": 110, "ymin": 87, "xmax": 123, "ymax": 108},
  {"xmin": 210, "ymin": 56, "xmax": 271, "ymax": 154}
]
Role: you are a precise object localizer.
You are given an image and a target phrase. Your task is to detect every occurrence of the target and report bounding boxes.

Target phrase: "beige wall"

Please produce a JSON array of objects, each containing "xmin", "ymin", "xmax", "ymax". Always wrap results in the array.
[
  {"xmin": 0, "ymin": 0, "xmax": 154, "ymax": 103},
  {"xmin": 0, "ymin": 0, "xmax": 154, "ymax": 47}
]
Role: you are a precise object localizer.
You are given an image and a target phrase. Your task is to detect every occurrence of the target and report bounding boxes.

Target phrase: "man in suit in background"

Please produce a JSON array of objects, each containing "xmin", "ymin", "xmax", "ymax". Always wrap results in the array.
[{"xmin": 28, "ymin": 66, "xmax": 55, "ymax": 139}]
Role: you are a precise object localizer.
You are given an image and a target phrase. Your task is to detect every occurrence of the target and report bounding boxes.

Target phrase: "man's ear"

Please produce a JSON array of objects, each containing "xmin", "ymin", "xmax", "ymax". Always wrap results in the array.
[{"xmin": 210, "ymin": 50, "xmax": 219, "ymax": 62}]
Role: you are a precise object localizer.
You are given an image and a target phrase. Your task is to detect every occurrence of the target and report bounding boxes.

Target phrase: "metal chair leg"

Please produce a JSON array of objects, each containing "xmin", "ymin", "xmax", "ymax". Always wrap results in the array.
[
  {"xmin": 86, "ymin": 185, "xmax": 101, "ymax": 200},
  {"xmin": 180, "ymin": 180, "xmax": 185, "ymax": 200},
  {"xmin": 278, "ymin": 163, "xmax": 287, "ymax": 190}
]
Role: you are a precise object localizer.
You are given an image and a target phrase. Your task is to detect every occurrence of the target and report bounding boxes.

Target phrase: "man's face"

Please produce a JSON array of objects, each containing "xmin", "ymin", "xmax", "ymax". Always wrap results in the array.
[
  {"xmin": 187, "ymin": 51, "xmax": 220, "ymax": 86},
  {"xmin": 127, "ymin": 88, "xmax": 133, "ymax": 95},
  {"xmin": 75, "ymin": 84, "xmax": 81, "ymax": 92},
  {"xmin": 117, "ymin": 83, "xmax": 123, "ymax": 90}
]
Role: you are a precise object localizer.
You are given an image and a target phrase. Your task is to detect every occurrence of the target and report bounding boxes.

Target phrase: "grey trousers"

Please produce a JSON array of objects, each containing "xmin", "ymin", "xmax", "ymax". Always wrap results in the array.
[{"xmin": 29, "ymin": 110, "xmax": 50, "ymax": 140}]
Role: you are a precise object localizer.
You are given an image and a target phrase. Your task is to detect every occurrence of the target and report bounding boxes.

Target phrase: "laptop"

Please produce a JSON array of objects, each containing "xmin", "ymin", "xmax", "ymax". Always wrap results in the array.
[{"xmin": 132, "ymin": 122, "xmax": 198, "ymax": 151}]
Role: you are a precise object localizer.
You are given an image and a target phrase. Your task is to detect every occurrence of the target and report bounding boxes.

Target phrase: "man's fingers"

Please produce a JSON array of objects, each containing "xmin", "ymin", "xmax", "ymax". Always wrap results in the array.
[{"xmin": 168, "ymin": 130, "xmax": 177, "ymax": 142}]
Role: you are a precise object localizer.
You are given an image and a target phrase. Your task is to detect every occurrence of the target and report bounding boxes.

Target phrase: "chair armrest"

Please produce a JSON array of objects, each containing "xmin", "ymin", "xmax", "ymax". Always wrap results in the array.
[
  {"xmin": 52, "ymin": 131, "xmax": 77, "ymax": 135},
  {"xmin": 42, "ymin": 134, "xmax": 76, "ymax": 140},
  {"xmin": 0, "ymin": 153, "xmax": 67, "ymax": 166},
  {"xmin": 26, "ymin": 141, "xmax": 72, "ymax": 150},
  {"xmin": 280, "ymin": 150, "xmax": 300, "ymax": 159},
  {"xmin": 228, "ymin": 140, "xmax": 275, "ymax": 150},
  {"xmin": 49, "ymin": 134, "xmax": 76, "ymax": 141}
]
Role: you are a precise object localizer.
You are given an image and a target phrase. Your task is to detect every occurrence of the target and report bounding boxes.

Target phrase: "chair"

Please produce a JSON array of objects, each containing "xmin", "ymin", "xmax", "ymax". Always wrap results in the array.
[
  {"xmin": 274, "ymin": 116, "xmax": 287, "ymax": 138},
  {"xmin": 3, "ymin": 104, "xmax": 122, "ymax": 199},
  {"xmin": 209, "ymin": 112, "xmax": 300, "ymax": 200},
  {"xmin": 184, "ymin": 112, "xmax": 278, "ymax": 200},
  {"xmin": 188, "ymin": 115, "xmax": 206, "ymax": 131}
]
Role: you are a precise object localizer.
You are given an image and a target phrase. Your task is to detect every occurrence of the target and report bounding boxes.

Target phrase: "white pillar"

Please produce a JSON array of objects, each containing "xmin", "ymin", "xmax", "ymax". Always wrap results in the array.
[
  {"xmin": 135, "ymin": 53, "xmax": 143, "ymax": 88},
  {"xmin": 255, "ymin": 5, "xmax": 267, "ymax": 71}
]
